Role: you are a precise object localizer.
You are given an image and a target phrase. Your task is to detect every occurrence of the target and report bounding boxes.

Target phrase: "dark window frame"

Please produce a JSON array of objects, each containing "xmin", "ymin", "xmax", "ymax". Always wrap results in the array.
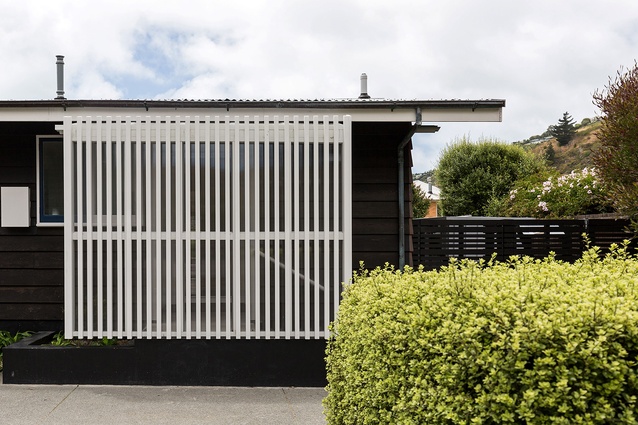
[{"xmin": 37, "ymin": 136, "xmax": 64, "ymax": 225}]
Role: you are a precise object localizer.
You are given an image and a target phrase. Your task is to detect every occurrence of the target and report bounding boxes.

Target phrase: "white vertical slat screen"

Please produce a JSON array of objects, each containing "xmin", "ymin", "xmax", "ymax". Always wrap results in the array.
[{"xmin": 64, "ymin": 115, "xmax": 352, "ymax": 339}]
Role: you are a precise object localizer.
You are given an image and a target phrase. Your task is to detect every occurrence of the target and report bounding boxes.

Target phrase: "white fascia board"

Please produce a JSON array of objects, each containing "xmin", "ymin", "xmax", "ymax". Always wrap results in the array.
[
  {"xmin": 0, "ymin": 106, "xmax": 413, "ymax": 122},
  {"xmin": 421, "ymin": 107, "xmax": 502, "ymax": 122},
  {"xmin": 0, "ymin": 105, "xmax": 502, "ymax": 123}
]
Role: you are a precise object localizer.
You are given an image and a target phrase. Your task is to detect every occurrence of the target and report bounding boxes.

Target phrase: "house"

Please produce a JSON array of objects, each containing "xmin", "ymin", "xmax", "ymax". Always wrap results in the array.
[
  {"xmin": 414, "ymin": 179, "xmax": 441, "ymax": 217},
  {"xmin": 0, "ymin": 64, "xmax": 504, "ymax": 384}
]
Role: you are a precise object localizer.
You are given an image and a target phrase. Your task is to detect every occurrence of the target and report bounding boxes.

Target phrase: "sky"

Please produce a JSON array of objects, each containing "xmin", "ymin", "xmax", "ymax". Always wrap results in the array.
[{"xmin": 1, "ymin": 0, "xmax": 637, "ymax": 171}]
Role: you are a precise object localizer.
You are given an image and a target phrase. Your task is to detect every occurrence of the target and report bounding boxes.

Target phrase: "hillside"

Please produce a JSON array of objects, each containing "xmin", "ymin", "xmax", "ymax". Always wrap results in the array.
[
  {"xmin": 414, "ymin": 119, "xmax": 603, "ymax": 183},
  {"xmin": 518, "ymin": 119, "xmax": 602, "ymax": 174}
]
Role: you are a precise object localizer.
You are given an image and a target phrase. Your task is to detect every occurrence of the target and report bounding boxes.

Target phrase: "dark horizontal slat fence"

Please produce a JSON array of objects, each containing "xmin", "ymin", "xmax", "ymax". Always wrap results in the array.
[{"xmin": 413, "ymin": 217, "xmax": 634, "ymax": 271}]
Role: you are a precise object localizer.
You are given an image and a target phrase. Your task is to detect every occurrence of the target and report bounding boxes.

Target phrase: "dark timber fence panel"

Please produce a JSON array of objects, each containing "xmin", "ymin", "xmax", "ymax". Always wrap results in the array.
[
  {"xmin": 413, "ymin": 217, "xmax": 634, "ymax": 271},
  {"xmin": 586, "ymin": 218, "xmax": 635, "ymax": 249}
]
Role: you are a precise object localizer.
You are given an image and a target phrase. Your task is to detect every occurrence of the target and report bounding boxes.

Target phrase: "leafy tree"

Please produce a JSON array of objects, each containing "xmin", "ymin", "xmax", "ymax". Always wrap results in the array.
[
  {"xmin": 435, "ymin": 137, "xmax": 545, "ymax": 216},
  {"xmin": 412, "ymin": 184, "xmax": 431, "ymax": 218},
  {"xmin": 549, "ymin": 111, "xmax": 576, "ymax": 146},
  {"xmin": 593, "ymin": 62, "xmax": 638, "ymax": 230}
]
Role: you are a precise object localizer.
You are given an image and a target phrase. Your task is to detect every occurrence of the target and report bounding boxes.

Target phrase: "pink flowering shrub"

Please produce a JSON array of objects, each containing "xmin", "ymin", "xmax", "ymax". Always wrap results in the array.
[{"xmin": 502, "ymin": 168, "xmax": 613, "ymax": 218}]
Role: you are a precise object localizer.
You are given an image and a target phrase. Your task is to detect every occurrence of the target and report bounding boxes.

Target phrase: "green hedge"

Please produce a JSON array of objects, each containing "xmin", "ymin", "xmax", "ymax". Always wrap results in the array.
[{"xmin": 324, "ymin": 245, "xmax": 638, "ymax": 424}]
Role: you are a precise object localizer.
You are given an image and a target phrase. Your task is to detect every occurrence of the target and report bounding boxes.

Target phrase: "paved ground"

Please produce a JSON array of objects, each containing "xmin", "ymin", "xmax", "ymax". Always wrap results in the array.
[{"xmin": 0, "ymin": 372, "xmax": 327, "ymax": 425}]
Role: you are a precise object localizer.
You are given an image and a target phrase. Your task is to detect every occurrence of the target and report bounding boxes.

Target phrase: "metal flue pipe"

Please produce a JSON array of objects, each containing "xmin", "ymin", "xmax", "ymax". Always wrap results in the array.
[{"xmin": 56, "ymin": 55, "xmax": 65, "ymax": 100}]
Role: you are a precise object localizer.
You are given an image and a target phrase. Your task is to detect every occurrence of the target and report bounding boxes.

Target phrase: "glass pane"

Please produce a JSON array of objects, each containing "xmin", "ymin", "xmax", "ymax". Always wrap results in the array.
[{"xmin": 41, "ymin": 139, "xmax": 64, "ymax": 218}]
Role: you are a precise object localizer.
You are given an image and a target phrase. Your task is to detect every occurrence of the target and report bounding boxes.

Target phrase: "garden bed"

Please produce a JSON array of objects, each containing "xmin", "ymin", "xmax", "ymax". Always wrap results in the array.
[
  {"xmin": 3, "ymin": 331, "xmax": 326, "ymax": 386},
  {"xmin": 3, "ymin": 331, "xmax": 136, "ymax": 385}
]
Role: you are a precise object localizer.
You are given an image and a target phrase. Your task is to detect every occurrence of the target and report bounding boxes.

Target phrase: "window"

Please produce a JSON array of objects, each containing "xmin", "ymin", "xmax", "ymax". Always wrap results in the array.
[{"xmin": 37, "ymin": 136, "xmax": 64, "ymax": 224}]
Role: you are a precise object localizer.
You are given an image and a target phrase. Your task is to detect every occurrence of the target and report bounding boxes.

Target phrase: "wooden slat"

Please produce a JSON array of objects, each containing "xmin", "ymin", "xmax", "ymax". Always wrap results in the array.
[
  {"xmin": 332, "ymin": 115, "xmax": 340, "ymax": 332},
  {"xmin": 263, "ymin": 116, "xmax": 271, "ymax": 339},
  {"xmin": 303, "ymin": 116, "xmax": 310, "ymax": 339},
  {"xmin": 283, "ymin": 117, "xmax": 292, "ymax": 339},
  {"xmin": 106, "ymin": 118, "xmax": 114, "ymax": 339},
  {"xmin": 0, "ymin": 252, "xmax": 64, "ymax": 268},
  {"xmin": 273, "ymin": 118, "xmax": 281, "ymax": 339},
  {"xmin": 154, "ymin": 118, "xmax": 162, "ymax": 338},
  {"xmin": 135, "ymin": 119, "xmax": 143, "ymax": 338},
  {"xmin": 293, "ymin": 117, "xmax": 300, "ymax": 339},
  {"xmin": 0, "ymin": 304, "xmax": 63, "ymax": 321},
  {"xmin": 61, "ymin": 121, "xmax": 73, "ymax": 337},
  {"xmin": 194, "ymin": 117, "xmax": 202, "ymax": 339},
  {"xmin": 0, "ymin": 286, "xmax": 63, "ymax": 303},
  {"xmin": 322, "ymin": 117, "xmax": 330, "ymax": 335},
  {"xmin": 312, "ymin": 116, "xmax": 320, "ymax": 339},
  {"xmin": 253, "ymin": 117, "xmax": 261, "ymax": 338},
  {"xmin": 144, "ymin": 119, "xmax": 153, "ymax": 339},
  {"xmin": 0, "ymin": 269, "xmax": 63, "ymax": 286}
]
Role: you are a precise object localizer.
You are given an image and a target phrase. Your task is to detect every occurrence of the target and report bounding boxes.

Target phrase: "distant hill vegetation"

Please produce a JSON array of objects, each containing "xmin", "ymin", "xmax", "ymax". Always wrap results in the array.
[
  {"xmin": 414, "ymin": 118, "xmax": 603, "ymax": 183},
  {"xmin": 515, "ymin": 118, "xmax": 602, "ymax": 174}
]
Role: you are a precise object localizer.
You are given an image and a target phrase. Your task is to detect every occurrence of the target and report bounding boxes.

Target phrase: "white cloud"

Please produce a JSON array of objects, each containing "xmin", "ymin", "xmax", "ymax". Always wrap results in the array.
[
  {"xmin": 71, "ymin": 71, "xmax": 123, "ymax": 99},
  {"xmin": 1, "ymin": 0, "xmax": 637, "ymax": 170}
]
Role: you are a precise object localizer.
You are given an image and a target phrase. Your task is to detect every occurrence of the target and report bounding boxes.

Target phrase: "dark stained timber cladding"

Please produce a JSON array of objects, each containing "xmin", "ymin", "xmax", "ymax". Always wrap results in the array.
[
  {"xmin": 353, "ymin": 167, "xmax": 398, "ymax": 183},
  {"xmin": 0, "ymin": 122, "xmax": 64, "ymax": 325},
  {"xmin": 0, "ymin": 269, "xmax": 64, "ymax": 286},
  {"xmin": 352, "ymin": 183, "xmax": 397, "ymax": 201},
  {"xmin": 0, "ymin": 122, "xmax": 58, "ymax": 166},
  {"xmin": 0, "ymin": 304, "xmax": 63, "ymax": 321},
  {"xmin": 351, "ymin": 122, "xmax": 412, "ymax": 269},
  {"xmin": 0, "ymin": 234, "xmax": 64, "ymax": 251},
  {"xmin": 0, "ymin": 286, "xmax": 63, "ymax": 303},
  {"xmin": 352, "ymin": 202, "xmax": 397, "ymax": 219},
  {"xmin": 0, "ymin": 251, "xmax": 64, "ymax": 269}
]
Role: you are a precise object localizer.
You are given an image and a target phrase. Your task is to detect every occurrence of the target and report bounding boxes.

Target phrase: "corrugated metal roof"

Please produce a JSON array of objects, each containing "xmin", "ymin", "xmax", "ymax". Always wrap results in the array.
[{"xmin": 0, "ymin": 98, "xmax": 506, "ymax": 109}]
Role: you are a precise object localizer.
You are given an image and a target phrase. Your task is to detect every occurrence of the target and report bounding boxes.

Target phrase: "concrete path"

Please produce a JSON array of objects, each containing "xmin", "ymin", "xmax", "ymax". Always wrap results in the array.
[{"xmin": 0, "ymin": 373, "xmax": 327, "ymax": 425}]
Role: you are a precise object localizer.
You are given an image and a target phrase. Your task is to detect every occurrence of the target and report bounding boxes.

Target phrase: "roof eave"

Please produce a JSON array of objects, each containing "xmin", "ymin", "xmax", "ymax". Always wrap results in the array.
[
  {"xmin": 0, "ymin": 98, "xmax": 506, "ymax": 110},
  {"xmin": 0, "ymin": 99, "xmax": 505, "ymax": 123}
]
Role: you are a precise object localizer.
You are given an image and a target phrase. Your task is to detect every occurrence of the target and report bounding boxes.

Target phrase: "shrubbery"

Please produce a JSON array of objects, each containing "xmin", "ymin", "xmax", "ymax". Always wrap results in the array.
[
  {"xmin": 325, "ymin": 246, "xmax": 638, "ymax": 424},
  {"xmin": 497, "ymin": 168, "xmax": 613, "ymax": 218},
  {"xmin": 593, "ymin": 62, "xmax": 638, "ymax": 231},
  {"xmin": 435, "ymin": 137, "xmax": 545, "ymax": 216}
]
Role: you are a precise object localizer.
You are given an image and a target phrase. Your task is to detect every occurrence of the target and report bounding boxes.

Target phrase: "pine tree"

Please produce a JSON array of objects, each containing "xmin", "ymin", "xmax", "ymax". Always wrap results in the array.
[
  {"xmin": 544, "ymin": 142, "xmax": 556, "ymax": 164},
  {"xmin": 549, "ymin": 112, "xmax": 576, "ymax": 146}
]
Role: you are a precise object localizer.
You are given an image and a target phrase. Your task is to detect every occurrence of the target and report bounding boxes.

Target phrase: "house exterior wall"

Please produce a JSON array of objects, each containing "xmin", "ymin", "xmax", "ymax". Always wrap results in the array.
[
  {"xmin": 0, "ymin": 122, "xmax": 64, "ymax": 332},
  {"xmin": 426, "ymin": 201, "xmax": 439, "ymax": 218},
  {"xmin": 0, "ymin": 120, "xmax": 414, "ymax": 331},
  {"xmin": 351, "ymin": 122, "xmax": 413, "ymax": 268}
]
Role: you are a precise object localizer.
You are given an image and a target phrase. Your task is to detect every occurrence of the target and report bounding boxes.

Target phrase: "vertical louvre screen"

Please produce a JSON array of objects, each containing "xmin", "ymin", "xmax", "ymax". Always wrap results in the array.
[{"xmin": 64, "ymin": 115, "xmax": 352, "ymax": 339}]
